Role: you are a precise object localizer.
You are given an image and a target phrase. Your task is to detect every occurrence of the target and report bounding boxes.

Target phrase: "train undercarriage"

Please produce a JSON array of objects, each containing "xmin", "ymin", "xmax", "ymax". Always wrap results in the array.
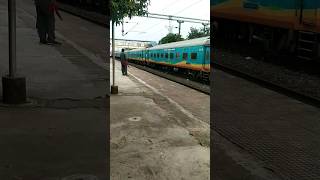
[
  {"xmin": 127, "ymin": 59, "xmax": 210, "ymax": 83},
  {"xmin": 213, "ymin": 18, "xmax": 320, "ymax": 62}
]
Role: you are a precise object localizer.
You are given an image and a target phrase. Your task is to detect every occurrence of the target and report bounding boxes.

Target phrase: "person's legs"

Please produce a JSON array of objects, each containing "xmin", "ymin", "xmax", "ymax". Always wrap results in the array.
[
  {"xmin": 37, "ymin": 12, "xmax": 48, "ymax": 43},
  {"xmin": 125, "ymin": 65, "xmax": 128, "ymax": 75},
  {"xmin": 47, "ymin": 14, "xmax": 61, "ymax": 45},
  {"xmin": 35, "ymin": 5, "xmax": 40, "ymax": 38},
  {"xmin": 121, "ymin": 64, "xmax": 125, "ymax": 75},
  {"xmin": 47, "ymin": 14, "xmax": 55, "ymax": 42}
]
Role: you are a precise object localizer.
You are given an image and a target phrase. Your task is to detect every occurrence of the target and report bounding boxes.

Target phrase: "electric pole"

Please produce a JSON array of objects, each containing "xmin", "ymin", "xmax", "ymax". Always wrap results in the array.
[
  {"xmin": 177, "ymin": 20, "xmax": 184, "ymax": 35},
  {"xmin": 202, "ymin": 23, "xmax": 209, "ymax": 34},
  {"xmin": 168, "ymin": 16, "xmax": 173, "ymax": 34}
]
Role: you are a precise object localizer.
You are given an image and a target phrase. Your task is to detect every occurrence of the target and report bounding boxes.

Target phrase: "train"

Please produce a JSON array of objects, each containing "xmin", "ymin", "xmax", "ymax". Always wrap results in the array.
[
  {"xmin": 211, "ymin": 0, "xmax": 320, "ymax": 61},
  {"xmin": 115, "ymin": 36, "xmax": 211, "ymax": 80},
  {"xmin": 57, "ymin": 0, "xmax": 107, "ymax": 14}
]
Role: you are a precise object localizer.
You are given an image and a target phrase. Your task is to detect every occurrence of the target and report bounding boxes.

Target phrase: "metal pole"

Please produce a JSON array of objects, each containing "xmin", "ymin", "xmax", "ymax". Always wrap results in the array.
[
  {"xmin": 112, "ymin": 21, "xmax": 115, "ymax": 86},
  {"xmin": 168, "ymin": 16, "xmax": 173, "ymax": 34},
  {"xmin": 177, "ymin": 20, "xmax": 184, "ymax": 36},
  {"xmin": 8, "ymin": 0, "xmax": 16, "ymax": 78},
  {"xmin": 121, "ymin": 20, "xmax": 125, "ymax": 36}
]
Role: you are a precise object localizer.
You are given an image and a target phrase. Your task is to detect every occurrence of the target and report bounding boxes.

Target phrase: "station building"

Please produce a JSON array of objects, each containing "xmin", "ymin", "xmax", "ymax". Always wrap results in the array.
[{"xmin": 110, "ymin": 39, "xmax": 157, "ymax": 55}]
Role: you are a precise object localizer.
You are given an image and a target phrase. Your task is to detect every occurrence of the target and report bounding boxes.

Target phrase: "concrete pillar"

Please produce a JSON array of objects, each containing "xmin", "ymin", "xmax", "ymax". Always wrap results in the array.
[
  {"xmin": 2, "ymin": 0, "xmax": 27, "ymax": 104},
  {"xmin": 111, "ymin": 21, "xmax": 118, "ymax": 94}
]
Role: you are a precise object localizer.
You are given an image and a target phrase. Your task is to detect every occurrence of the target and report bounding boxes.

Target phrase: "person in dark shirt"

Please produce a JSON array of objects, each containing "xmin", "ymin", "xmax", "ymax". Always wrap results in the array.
[{"xmin": 120, "ymin": 49, "xmax": 128, "ymax": 76}]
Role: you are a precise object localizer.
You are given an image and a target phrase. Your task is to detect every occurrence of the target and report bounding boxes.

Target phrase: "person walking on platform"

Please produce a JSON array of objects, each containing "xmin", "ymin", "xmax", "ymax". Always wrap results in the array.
[
  {"xmin": 120, "ymin": 49, "xmax": 128, "ymax": 76},
  {"xmin": 35, "ymin": 0, "xmax": 62, "ymax": 45},
  {"xmin": 47, "ymin": 0, "xmax": 63, "ymax": 45}
]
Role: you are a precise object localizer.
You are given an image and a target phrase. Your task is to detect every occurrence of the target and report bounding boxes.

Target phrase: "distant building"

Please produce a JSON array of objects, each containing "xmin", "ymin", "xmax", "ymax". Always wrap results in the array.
[{"xmin": 110, "ymin": 39, "xmax": 157, "ymax": 53}]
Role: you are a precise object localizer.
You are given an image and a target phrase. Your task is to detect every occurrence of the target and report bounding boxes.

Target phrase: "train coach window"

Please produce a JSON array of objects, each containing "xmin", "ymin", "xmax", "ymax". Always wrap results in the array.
[
  {"xmin": 165, "ymin": 53, "xmax": 168, "ymax": 58},
  {"xmin": 157, "ymin": 53, "xmax": 160, "ymax": 58},
  {"xmin": 183, "ymin": 53, "xmax": 188, "ymax": 60},
  {"xmin": 176, "ymin": 52, "xmax": 180, "ymax": 59},
  {"xmin": 191, "ymin": 53, "xmax": 197, "ymax": 60},
  {"xmin": 206, "ymin": 51, "xmax": 209, "ymax": 60},
  {"xmin": 151, "ymin": 54, "xmax": 153, "ymax": 58},
  {"xmin": 161, "ymin": 53, "xmax": 164, "ymax": 58},
  {"xmin": 170, "ymin": 53, "xmax": 174, "ymax": 59}
]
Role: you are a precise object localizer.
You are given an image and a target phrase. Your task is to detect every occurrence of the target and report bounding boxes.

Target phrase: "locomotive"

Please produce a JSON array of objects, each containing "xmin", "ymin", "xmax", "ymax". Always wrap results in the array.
[
  {"xmin": 212, "ymin": 0, "xmax": 320, "ymax": 61},
  {"xmin": 117, "ymin": 36, "xmax": 211, "ymax": 80}
]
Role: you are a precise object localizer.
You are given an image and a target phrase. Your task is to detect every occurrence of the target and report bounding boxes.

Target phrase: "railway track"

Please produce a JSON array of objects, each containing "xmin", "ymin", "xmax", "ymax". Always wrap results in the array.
[
  {"xmin": 213, "ymin": 62, "xmax": 320, "ymax": 107},
  {"xmin": 58, "ymin": 3, "xmax": 210, "ymax": 95},
  {"xmin": 57, "ymin": 2, "xmax": 108, "ymax": 27},
  {"xmin": 127, "ymin": 62, "xmax": 210, "ymax": 94}
]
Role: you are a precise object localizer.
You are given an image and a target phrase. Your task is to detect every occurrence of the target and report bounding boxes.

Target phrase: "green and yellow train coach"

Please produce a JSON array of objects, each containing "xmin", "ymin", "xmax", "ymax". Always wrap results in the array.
[
  {"xmin": 212, "ymin": 0, "xmax": 320, "ymax": 60},
  {"xmin": 125, "ymin": 36, "xmax": 211, "ymax": 80}
]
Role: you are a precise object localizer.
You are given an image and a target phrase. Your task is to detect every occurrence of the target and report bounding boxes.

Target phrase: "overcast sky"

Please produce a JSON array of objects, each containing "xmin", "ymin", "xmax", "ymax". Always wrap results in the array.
[{"xmin": 110, "ymin": 0, "xmax": 210, "ymax": 42}]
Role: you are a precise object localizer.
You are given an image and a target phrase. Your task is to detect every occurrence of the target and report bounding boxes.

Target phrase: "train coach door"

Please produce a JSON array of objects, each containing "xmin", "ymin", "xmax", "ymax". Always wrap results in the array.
[
  {"xmin": 145, "ymin": 50, "xmax": 149, "ymax": 64},
  {"xmin": 203, "ymin": 46, "xmax": 210, "ymax": 71},
  {"xmin": 299, "ymin": 0, "xmax": 318, "ymax": 27}
]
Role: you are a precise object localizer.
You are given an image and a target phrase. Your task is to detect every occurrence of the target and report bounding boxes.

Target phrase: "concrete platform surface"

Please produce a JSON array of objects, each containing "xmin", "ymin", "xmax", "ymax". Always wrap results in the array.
[
  {"xmin": 213, "ymin": 68, "xmax": 320, "ymax": 180},
  {"xmin": 0, "ymin": 0, "xmax": 108, "ymax": 179},
  {"xmin": 110, "ymin": 60, "xmax": 210, "ymax": 180}
]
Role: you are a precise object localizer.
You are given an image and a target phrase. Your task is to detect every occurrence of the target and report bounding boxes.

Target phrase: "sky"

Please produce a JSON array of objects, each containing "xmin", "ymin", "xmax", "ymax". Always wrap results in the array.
[{"xmin": 110, "ymin": 0, "xmax": 210, "ymax": 43}]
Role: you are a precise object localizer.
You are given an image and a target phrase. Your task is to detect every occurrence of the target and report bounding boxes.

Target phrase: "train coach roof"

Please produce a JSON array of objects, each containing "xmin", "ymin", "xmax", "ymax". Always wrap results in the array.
[
  {"xmin": 149, "ymin": 36, "xmax": 210, "ymax": 50},
  {"xmin": 126, "ymin": 48, "xmax": 147, "ymax": 52}
]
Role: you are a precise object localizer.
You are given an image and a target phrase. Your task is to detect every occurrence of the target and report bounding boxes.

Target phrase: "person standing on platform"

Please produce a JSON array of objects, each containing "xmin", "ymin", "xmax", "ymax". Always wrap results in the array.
[
  {"xmin": 35, "ymin": 0, "xmax": 49, "ymax": 44},
  {"xmin": 35, "ymin": 0, "xmax": 62, "ymax": 45},
  {"xmin": 47, "ymin": 0, "xmax": 63, "ymax": 45},
  {"xmin": 120, "ymin": 49, "xmax": 128, "ymax": 76}
]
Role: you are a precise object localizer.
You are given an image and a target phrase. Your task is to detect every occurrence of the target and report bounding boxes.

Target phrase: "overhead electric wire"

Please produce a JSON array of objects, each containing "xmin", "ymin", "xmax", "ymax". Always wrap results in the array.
[
  {"xmin": 173, "ymin": 0, "xmax": 204, "ymax": 16},
  {"xmin": 121, "ymin": 0, "xmax": 208, "ymax": 41},
  {"xmin": 123, "ymin": 0, "xmax": 182, "ymax": 36},
  {"xmin": 158, "ymin": 0, "xmax": 182, "ymax": 14},
  {"xmin": 123, "ymin": 21, "xmax": 140, "ymax": 35}
]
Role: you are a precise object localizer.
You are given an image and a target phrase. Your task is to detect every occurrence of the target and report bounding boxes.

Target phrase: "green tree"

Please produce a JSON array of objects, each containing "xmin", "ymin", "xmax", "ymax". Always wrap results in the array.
[
  {"xmin": 159, "ymin": 33, "xmax": 184, "ymax": 44},
  {"xmin": 111, "ymin": 0, "xmax": 150, "ymax": 25},
  {"xmin": 187, "ymin": 27, "xmax": 210, "ymax": 39}
]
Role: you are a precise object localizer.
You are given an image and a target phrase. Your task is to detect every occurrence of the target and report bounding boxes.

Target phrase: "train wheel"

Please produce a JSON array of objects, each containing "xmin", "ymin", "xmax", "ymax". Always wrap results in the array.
[{"xmin": 187, "ymin": 69, "xmax": 196, "ymax": 80}]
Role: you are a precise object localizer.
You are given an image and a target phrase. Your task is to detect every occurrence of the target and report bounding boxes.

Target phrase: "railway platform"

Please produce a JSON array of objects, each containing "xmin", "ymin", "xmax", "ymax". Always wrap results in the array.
[
  {"xmin": 110, "ymin": 59, "xmax": 210, "ymax": 179},
  {"xmin": 0, "ymin": 1, "xmax": 107, "ymax": 179},
  {"xmin": 213, "ymin": 68, "xmax": 320, "ymax": 180}
]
